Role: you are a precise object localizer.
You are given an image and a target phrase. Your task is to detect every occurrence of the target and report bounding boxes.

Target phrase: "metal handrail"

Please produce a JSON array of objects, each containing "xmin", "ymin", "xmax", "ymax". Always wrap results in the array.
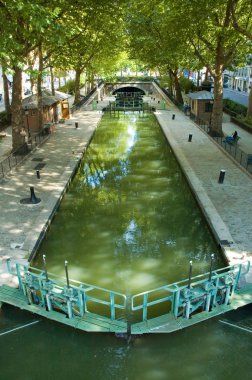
[
  {"xmin": 188, "ymin": 114, "xmax": 252, "ymax": 174},
  {"xmin": 131, "ymin": 261, "xmax": 250, "ymax": 321},
  {"xmin": 6, "ymin": 259, "xmax": 126, "ymax": 321},
  {"xmin": 0, "ymin": 129, "xmax": 48, "ymax": 180}
]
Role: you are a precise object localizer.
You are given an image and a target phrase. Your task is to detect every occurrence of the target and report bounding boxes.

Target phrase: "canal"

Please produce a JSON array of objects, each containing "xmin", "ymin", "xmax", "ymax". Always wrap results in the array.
[
  {"xmin": 33, "ymin": 113, "xmax": 222, "ymax": 292},
  {"xmin": 0, "ymin": 112, "xmax": 251, "ymax": 379}
]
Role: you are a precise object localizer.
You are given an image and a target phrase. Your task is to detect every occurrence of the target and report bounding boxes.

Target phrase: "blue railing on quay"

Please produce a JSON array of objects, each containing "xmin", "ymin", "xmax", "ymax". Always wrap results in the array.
[
  {"xmin": 189, "ymin": 114, "xmax": 252, "ymax": 174},
  {"xmin": 0, "ymin": 129, "xmax": 48, "ymax": 180}
]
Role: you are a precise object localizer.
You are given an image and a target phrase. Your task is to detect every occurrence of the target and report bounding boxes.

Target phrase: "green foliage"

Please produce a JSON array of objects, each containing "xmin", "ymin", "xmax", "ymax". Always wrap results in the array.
[
  {"xmin": 223, "ymin": 98, "xmax": 247, "ymax": 116},
  {"xmin": 58, "ymin": 79, "xmax": 77, "ymax": 95},
  {"xmin": 179, "ymin": 76, "xmax": 196, "ymax": 94}
]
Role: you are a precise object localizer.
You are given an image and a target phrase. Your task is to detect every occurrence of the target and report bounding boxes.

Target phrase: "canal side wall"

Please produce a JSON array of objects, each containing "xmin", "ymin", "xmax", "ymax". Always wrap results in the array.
[{"xmin": 155, "ymin": 110, "xmax": 252, "ymax": 265}]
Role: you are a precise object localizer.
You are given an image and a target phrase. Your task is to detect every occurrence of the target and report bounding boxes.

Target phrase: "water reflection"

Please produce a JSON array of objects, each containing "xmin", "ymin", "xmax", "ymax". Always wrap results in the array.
[{"xmin": 34, "ymin": 113, "xmax": 223, "ymax": 293}]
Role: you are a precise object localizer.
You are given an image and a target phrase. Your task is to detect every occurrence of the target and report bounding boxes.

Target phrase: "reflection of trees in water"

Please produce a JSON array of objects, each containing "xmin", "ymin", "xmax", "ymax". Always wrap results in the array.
[{"xmin": 71, "ymin": 113, "xmax": 219, "ymax": 265}]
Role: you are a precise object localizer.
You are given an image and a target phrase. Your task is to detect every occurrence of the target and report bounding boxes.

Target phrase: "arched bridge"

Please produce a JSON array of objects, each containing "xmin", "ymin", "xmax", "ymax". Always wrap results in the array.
[{"xmin": 105, "ymin": 81, "xmax": 153, "ymax": 95}]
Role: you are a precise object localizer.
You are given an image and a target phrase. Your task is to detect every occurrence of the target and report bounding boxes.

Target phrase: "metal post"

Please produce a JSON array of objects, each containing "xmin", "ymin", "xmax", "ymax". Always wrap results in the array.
[
  {"xmin": 67, "ymin": 300, "xmax": 73, "ymax": 319},
  {"xmin": 30, "ymin": 186, "xmax": 39, "ymax": 204},
  {"xmin": 110, "ymin": 292, "xmax": 115, "ymax": 321},
  {"xmin": 187, "ymin": 261, "xmax": 193, "ymax": 289},
  {"xmin": 188, "ymin": 134, "xmax": 193, "ymax": 142},
  {"xmin": 43, "ymin": 254, "xmax": 48, "ymax": 282},
  {"xmin": 205, "ymin": 293, "xmax": 211, "ymax": 312},
  {"xmin": 208, "ymin": 254, "xmax": 215, "ymax": 281},
  {"xmin": 45, "ymin": 293, "xmax": 52, "ymax": 311},
  {"xmin": 218, "ymin": 170, "xmax": 225, "ymax": 184},
  {"xmin": 65, "ymin": 260, "xmax": 70, "ymax": 288},
  {"xmin": 185, "ymin": 301, "xmax": 191, "ymax": 319},
  {"xmin": 224, "ymin": 287, "xmax": 231, "ymax": 305},
  {"xmin": 143, "ymin": 293, "xmax": 148, "ymax": 321}
]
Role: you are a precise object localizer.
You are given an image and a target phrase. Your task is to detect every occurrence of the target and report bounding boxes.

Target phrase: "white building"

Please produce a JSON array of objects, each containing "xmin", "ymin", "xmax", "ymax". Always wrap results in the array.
[{"xmin": 224, "ymin": 65, "xmax": 252, "ymax": 92}]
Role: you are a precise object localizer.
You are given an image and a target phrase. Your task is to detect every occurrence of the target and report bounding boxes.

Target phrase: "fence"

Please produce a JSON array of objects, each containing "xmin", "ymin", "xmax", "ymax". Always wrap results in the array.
[
  {"xmin": 189, "ymin": 114, "xmax": 252, "ymax": 174},
  {"xmin": 0, "ymin": 129, "xmax": 48, "ymax": 180}
]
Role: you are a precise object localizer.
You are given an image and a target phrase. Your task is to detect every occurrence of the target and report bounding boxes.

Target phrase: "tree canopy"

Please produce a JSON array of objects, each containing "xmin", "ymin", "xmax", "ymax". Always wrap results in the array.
[{"xmin": 0, "ymin": 0, "xmax": 251, "ymax": 146}]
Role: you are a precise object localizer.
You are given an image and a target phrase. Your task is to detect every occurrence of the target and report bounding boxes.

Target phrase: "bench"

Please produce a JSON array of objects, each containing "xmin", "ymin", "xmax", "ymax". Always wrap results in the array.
[{"xmin": 224, "ymin": 136, "xmax": 240, "ymax": 145}]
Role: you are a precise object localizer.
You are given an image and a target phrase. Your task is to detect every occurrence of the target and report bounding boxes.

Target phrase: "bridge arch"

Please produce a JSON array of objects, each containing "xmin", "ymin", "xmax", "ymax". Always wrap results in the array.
[{"xmin": 112, "ymin": 85, "xmax": 145, "ymax": 96}]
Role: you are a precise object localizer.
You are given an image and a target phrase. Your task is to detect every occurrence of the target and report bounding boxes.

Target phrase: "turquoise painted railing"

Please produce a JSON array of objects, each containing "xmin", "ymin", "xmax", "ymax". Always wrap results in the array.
[
  {"xmin": 6, "ymin": 259, "xmax": 127, "ymax": 322},
  {"xmin": 5, "ymin": 259, "xmax": 251, "ymax": 329},
  {"xmin": 131, "ymin": 262, "xmax": 251, "ymax": 322}
]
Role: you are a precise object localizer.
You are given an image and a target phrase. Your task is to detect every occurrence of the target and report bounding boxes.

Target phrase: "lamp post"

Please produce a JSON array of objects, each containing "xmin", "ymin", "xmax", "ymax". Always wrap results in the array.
[
  {"xmin": 24, "ymin": 106, "xmax": 30, "ymax": 139},
  {"xmin": 209, "ymin": 100, "xmax": 214, "ymax": 133}
]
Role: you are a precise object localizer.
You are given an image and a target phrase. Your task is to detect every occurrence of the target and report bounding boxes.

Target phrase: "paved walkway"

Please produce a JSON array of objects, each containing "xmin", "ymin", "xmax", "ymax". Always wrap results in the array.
[{"xmin": 0, "ymin": 95, "xmax": 252, "ymax": 287}]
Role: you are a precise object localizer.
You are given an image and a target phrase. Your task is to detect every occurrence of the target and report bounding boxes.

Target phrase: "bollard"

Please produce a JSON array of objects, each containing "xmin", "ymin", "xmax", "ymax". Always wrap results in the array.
[
  {"xmin": 172, "ymin": 114, "xmax": 175, "ymax": 120},
  {"xmin": 30, "ymin": 186, "xmax": 40, "ymax": 204},
  {"xmin": 36, "ymin": 170, "xmax": 40, "ymax": 179},
  {"xmin": 188, "ymin": 134, "xmax": 192, "ymax": 142},
  {"xmin": 75, "ymin": 122, "xmax": 78, "ymax": 129},
  {"xmin": 218, "ymin": 170, "xmax": 226, "ymax": 184}
]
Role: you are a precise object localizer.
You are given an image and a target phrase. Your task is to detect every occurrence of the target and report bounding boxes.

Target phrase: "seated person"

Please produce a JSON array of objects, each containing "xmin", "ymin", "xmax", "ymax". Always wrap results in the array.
[{"xmin": 224, "ymin": 130, "xmax": 238, "ymax": 143}]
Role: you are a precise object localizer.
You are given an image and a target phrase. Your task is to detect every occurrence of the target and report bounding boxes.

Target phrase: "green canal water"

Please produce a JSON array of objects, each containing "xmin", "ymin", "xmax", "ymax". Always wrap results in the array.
[
  {"xmin": 0, "ymin": 113, "xmax": 251, "ymax": 379},
  {"xmin": 33, "ymin": 113, "xmax": 222, "ymax": 293}
]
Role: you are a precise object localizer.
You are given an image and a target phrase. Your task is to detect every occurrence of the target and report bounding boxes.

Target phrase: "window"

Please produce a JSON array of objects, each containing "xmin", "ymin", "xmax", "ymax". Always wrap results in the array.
[{"xmin": 205, "ymin": 102, "xmax": 213, "ymax": 112}]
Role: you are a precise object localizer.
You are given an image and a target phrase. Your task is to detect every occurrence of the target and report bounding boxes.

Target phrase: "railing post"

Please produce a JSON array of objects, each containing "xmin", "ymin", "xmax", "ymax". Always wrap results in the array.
[
  {"xmin": 208, "ymin": 254, "xmax": 214, "ymax": 281},
  {"xmin": 110, "ymin": 292, "xmax": 115, "ymax": 320},
  {"xmin": 143, "ymin": 293, "xmax": 148, "ymax": 321},
  {"xmin": 187, "ymin": 261, "xmax": 193, "ymax": 289},
  {"xmin": 173, "ymin": 289, "xmax": 180, "ymax": 318},
  {"xmin": 15, "ymin": 262, "xmax": 24, "ymax": 292},
  {"xmin": 45, "ymin": 293, "xmax": 52, "ymax": 311},
  {"xmin": 78, "ymin": 288, "xmax": 84, "ymax": 317}
]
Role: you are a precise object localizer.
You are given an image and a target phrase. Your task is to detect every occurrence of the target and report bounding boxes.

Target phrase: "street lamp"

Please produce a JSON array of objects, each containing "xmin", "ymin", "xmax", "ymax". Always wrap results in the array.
[
  {"xmin": 24, "ymin": 106, "xmax": 31, "ymax": 139},
  {"xmin": 209, "ymin": 100, "xmax": 214, "ymax": 133}
]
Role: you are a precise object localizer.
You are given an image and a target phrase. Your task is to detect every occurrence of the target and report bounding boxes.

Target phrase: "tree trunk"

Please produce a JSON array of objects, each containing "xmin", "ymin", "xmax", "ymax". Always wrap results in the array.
[
  {"xmin": 211, "ymin": 65, "xmax": 224, "ymax": 137},
  {"xmin": 168, "ymin": 70, "xmax": 173, "ymax": 95},
  {"xmin": 11, "ymin": 67, "xmax": 24, "ymax": 150},
  {"xmin": 2, "ymin": 71, "xmax": 11, "ymax": 123},
  {"xmin": 204, "ymin": 68, "xmax": 209, "ymax": 81},
  {"xmin": 197, "ymin": 70, "xmax": 200, "ymax": 88},
  {"xmin": 74, "ymin": 67, "xmax": 82, "ymax": 104},
  {"xmin": 37, "ymin": 44, "xmax": 43, "ymax": 130},
  {"xmin": 247, "ymin": 85, "xmax": 252, "ymax": 117},
  {"xmin": 50, "ymin": 66, "xmax": 55, "ymax": 96},
  {"xmin": 173, "ymin": 70, "xmax": 183, "ymax": 104}
]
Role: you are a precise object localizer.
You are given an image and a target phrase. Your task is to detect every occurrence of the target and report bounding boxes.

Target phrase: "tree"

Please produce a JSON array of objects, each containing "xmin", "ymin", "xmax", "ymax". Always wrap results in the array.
[
  {"xmin": 230, "ymin": 0, "xmax": 252, "ymax": 117},
  {"xmin": 126, "ymin": 1, "xmax": 200, "ymax": 104},
  {"xmin": 0, "ymin": 0, "xmax": 66, "ymax": 149},
  {"xmin": 169, "ymin": 0, "xmax": 250, "ymax": 136}
]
